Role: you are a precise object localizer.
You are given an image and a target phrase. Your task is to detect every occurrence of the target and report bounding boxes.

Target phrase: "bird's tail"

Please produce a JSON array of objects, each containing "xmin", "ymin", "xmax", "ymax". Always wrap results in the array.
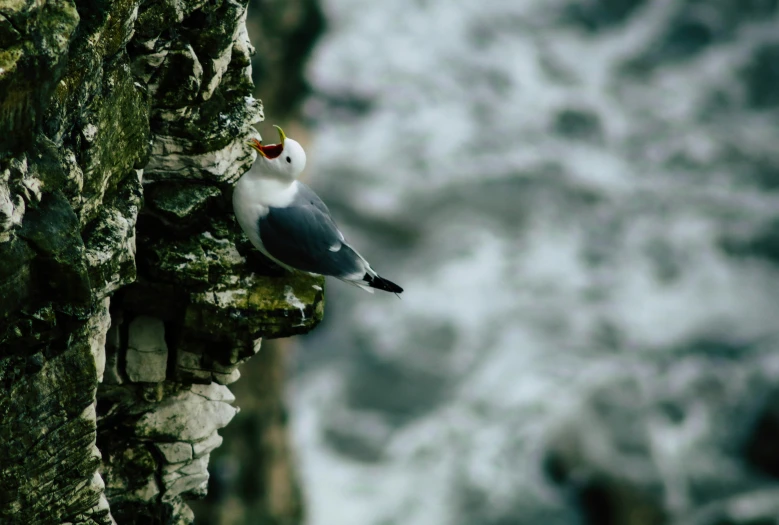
[{"xmin": 363, "ymin": 273, "xmax": 403, "ymax": 294}]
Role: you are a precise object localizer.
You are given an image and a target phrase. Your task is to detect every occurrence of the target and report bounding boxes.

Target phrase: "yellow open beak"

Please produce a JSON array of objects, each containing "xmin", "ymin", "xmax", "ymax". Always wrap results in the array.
[
  {"xmin": 247, "ymin": 126, "xmax": 286, "ymax": 159},
  {"xmin": 247, "ymin": 138, "xmax": 265, "ymax": 157},
  {"xmin": 273, "ymin": 125, "xmax": 286, "ymax": 145}
]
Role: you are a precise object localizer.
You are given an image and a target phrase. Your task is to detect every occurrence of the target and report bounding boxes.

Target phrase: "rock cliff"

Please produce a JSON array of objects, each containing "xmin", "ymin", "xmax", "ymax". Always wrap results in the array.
[{"xmin": 0, "ymin": 0, "xmax": 323, "ymax": 522}]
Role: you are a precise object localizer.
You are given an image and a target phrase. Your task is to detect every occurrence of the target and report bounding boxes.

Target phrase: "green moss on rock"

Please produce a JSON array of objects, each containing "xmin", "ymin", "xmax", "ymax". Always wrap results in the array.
[
  {"xmin": 0, "ymin": 0, "xmax": 79, "ymax": 155},
  {"xmin": 186, "ymin": 272, "xmax": 325, "ymax": 340},
  {"xmin": 78, "ymin": 55, "xmax": 150, "ymax": 223},
  {"xmin": 0, "ymin": 15, "xmax": 22, "ymax": 47},
  {"xmin": 0, "ymin": 342, "xmax": 104, "ymax": 524},
  {"xmin": 145, "ymin": 181, "xmax": 222, "ymax": 223},
  {"xmin": 0, "ymin": 237, "xmax": 35, "ymax": 320},
  {"xmin": 83, "ymin": 170, "xmax": 143, "ymax": 299},
  {"xmin": 18, "ymin": 191, "xmax": 92, "ymax": 318}
]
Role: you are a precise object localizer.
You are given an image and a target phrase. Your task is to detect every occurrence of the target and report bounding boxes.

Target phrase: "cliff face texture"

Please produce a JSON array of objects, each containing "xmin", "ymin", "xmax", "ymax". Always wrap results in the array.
[{"xmin": 0, "ymin": 0, "xmax": 323, "ymax": 523}]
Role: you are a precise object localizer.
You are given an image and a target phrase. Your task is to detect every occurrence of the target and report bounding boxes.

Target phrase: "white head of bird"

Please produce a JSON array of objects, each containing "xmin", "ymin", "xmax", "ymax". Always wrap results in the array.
[{"xmin": 247, "ymin": 125, "xmax": 306, "ymax": 181}]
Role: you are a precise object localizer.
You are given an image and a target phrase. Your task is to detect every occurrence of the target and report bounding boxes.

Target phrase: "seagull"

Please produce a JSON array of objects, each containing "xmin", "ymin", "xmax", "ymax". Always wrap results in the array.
[{"xmin": 233, "ymin": 125, "xmax": 403, "ymax": 294}]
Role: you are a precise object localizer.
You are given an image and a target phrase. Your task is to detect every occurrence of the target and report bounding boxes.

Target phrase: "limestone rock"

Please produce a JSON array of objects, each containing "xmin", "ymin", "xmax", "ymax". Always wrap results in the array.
[
  {"xmin": 156, "ymin": 442, "xmax": 194, "ymax": 464},
  {"xmin": 126, "ymin": 316, "xmax": 168, "ymax": 383},
  {"xmin": 136, "ymin": 386, "xmax": 237, "ymax": 442},
  {"xmin": 193, "ymin": 432, "xmax": 223, "ymax": 458}
]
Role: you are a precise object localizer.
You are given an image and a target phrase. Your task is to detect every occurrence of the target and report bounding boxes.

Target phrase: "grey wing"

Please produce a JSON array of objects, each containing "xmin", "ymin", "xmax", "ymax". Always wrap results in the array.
[
  {"xmin": 295, "ymin": 183, "xmax": 336, "ymax": 221},
  {"xmin": 259, "ymin": 202, "xmax": 364, "ymax": 278}
]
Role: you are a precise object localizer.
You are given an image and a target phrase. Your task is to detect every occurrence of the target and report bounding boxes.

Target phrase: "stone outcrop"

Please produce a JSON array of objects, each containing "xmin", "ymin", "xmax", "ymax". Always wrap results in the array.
[{"xmin": 0, "ymin": 0, "xmax": 323, "ymax": 523}]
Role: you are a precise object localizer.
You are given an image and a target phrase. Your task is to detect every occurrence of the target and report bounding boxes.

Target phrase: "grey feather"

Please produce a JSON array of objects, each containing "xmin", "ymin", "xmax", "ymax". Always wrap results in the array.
[{"xmin": 258, "ymin": 183, "xmax": 364, "ymax": 278}]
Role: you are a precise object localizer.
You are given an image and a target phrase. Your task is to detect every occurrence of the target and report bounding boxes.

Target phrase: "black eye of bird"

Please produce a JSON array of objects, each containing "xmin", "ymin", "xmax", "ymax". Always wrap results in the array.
[{"xmin": 286, "ymin": 156, "xmax": 291, "ymax": 163}]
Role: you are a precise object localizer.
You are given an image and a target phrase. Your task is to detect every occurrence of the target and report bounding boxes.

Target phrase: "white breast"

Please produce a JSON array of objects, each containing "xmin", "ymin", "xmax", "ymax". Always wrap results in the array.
[{"xmin": 232, "ymin": 173, "xmax": 299, "ymax": 256}]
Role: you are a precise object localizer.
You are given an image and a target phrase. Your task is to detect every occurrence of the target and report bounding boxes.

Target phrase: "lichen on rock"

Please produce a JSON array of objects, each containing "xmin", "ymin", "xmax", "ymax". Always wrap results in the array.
[{"xmin": 0, "ymin": 0, "xmax": 324, "ymax": 522}]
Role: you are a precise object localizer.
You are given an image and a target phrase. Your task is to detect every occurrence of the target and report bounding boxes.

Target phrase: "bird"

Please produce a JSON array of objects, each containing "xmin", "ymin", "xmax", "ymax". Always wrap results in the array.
[{"xmin": 233, "ymin": 125, "xmax": 403, "ymax": 294}]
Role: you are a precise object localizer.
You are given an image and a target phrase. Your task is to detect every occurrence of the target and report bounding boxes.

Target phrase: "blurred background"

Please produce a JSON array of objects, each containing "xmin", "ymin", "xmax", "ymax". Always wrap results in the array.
[{"xmin": 195, "ymin": 1, "xmax": 779, "ymax": 524}]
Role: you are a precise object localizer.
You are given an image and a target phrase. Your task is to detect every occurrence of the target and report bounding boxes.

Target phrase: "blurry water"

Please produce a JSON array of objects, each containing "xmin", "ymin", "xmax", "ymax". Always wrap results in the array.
[{"xmin": 289, "ymin": 1, "xmax": 779, "ymax": 524}]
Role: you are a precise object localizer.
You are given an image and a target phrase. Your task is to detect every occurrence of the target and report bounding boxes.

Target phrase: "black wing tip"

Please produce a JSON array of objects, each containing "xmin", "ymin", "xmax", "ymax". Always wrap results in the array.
[{"xmin": 365, "ymin": 273, "xmax": 403, "ymax": 294}]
